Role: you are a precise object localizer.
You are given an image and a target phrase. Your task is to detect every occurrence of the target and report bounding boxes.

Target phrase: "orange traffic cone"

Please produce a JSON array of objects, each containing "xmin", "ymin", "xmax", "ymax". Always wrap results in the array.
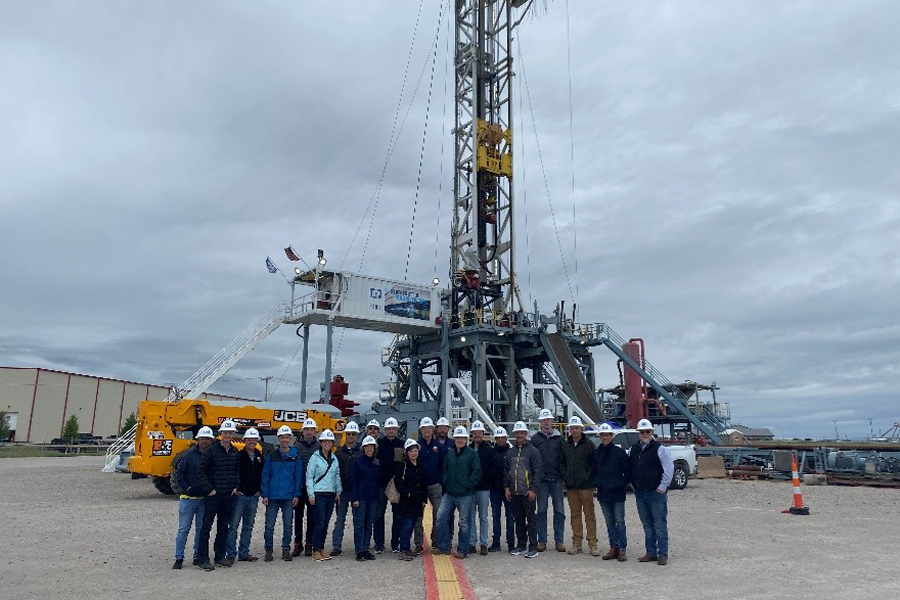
[{"xmin": 781, "ymin": 451, "xmax": 810, "ymax": 515}]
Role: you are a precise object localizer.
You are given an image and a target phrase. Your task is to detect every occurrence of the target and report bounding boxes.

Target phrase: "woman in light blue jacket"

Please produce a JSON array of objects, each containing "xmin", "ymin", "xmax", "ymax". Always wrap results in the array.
[{"xmin": 307, "ymin": 429, "xmax": 342, "ymax": 561}]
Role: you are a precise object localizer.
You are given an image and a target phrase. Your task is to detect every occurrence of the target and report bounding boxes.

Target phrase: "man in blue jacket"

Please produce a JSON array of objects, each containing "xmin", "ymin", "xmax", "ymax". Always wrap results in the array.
[
  {"xmin": 261, "ymin": 425, "xmax": 304, "ymax": 562},
  {"xmin": 172, "ymin": 426, "xmax": 214, "ymax": 570},
  {"xmin": 414, "ymin": 417, "xmax": 443, "ymax": 553},
  {"xmin": 594, "ymin": 422, "xmax": 630, "ymax": 562}
]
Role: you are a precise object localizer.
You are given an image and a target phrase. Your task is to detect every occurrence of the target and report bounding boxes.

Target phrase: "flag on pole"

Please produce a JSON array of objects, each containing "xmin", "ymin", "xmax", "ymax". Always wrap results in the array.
[
  {"xmin": 284, "ymin": 246, "xmax": 301, "ymax": 262},
  {"xmin": 265, "ymin": 257, "xmax": 279, "ymax": 274}
]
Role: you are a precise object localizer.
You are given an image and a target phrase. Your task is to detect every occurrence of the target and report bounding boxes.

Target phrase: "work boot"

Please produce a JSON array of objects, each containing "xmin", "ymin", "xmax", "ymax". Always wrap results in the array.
[
  {"xmin": 451, "ymin": 550, "xmax": 467, "ymax": 559},
  {"xmin": 281, "ymin": 549, "xmax": 292, "ymax": 562},
  {"xmin": 488, "ymin": 543, "xmax": 501, "ymax": 553},
  {"xmin": 214, "ymin": 558, "xmax": 232, "ymax": 568},
  {"xmin": 172, "ymin": 559, "xmax": 183, "ymax": 570},
  {"xmin": 556, "ymin": 543, "xmax": 566, "ymax": 552},
  {"xmin": 239, "ymin": 554, "xmax": 258, "ymax": 562},
  {"xmin": 657, "ymin": 556, "xmax": 668, "ymax": 566},
  {"xmin": 196, "ymin": 562, "xmax": 215, "ymax": 571},
  {"xmin": 363, "ymin": 551, "xmax": 376, "ymax": 560},
  {"xmin": 329, "ymin": 549, "xmax": 342, "ymax": 557},
  {"xmin": 638, "ymin": 554, "xmax": 658, "ymax": 562},
  {"xmin": 304, "ymin": 543, "xmax": 313, "ymax": 557},
  {"xmin": 480, "ymin": 545, "xmax": 488, "ymax": 556},
  {"xmin": 356, "ymin": 553, "xmax": 366, "ymax": 561},
  {"xmin": 536, "ymin": 542, "xmax": 546, "ymax": 552},
  {"xmin": 602, "ymin": 547, "xmax": 619, "ymax": 560},
  {"xmin": 589, "ymin": 545, "xmax": 601, "ymax": 557},
  {"xmin": 567, "ymin": 544, "xmax": 583, "ymax": 555},
  {"xmin": 398, "ymin": 551, "xmax": 414, "ymax": 561},
  {"xmin": 312, "ymin": 550, "xmax": 326, "ymax": 562},
  {"xmin": 468, "ymin": 545, "xmax": 477, "ymax": 554},
  {"xmin": 264, "ymin": 549, "xmax": 273, "ymax": 562},
  {"xmin": 617, "ymin": 550, "xmax": 627, "ymax": 562},
  {"xmin": 291, "ymin": 542, "xmax": 302, "ymax": 557}
]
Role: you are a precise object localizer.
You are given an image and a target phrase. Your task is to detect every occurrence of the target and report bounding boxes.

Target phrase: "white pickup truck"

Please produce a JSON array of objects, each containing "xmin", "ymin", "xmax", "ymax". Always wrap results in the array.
[{"xmin": 609, "ymin": 429, "xmax": 698, "ymax": 490}]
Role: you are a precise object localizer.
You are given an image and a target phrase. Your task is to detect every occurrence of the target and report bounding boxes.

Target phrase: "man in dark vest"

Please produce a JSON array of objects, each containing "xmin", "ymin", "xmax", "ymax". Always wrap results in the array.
[{"xmin": 628, "ymin": 419, "xmax": 674, "ymax": 566}]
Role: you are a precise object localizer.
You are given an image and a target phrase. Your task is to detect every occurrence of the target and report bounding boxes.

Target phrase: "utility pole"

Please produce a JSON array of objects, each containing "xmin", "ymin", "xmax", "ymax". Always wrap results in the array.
[{"xmin": 260, "ymin": 376, "xmax": 273, "ymax": 402}]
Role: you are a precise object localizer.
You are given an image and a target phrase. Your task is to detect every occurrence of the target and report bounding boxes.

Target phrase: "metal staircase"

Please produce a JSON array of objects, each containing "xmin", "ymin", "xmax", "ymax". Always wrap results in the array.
[
  {"xmin": 540, "ymin": 332, "xmax": 604, "ymax": 423},
  {"xmin": 102, "ymin": 302, "xmax": 289, "ymax": 472}
]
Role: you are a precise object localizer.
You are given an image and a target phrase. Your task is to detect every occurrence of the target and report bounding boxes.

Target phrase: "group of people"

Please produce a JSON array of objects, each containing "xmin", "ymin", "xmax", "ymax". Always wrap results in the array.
[{"xmin": 173, "ymin": 410, "xmax": 674, "ymax": 570}]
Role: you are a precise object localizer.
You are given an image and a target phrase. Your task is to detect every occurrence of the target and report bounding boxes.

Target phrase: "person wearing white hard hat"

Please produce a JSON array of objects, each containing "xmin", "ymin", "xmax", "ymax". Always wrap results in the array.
[
  {"xmin": 226, "ymin": 428, "xmax": 265, "ymax": 563},
  {"xmin": 561, "ymin": 416, "xmax": 599, "ymax": 556},
  {"xmin": 594, "ymin": 422, "xmax": 629, "ymax": 562},
  {"xmin": 467, "ymin": 421, "xmax": 494, "ymax": 555},
  {"xmin": 365, "ymin": 419, "xmax": 381, "ymax": 441},
  {"xmin": 262, "ymin": 425, "xmax": 304, "ymax": 562},
  {"xmin": 307, "ymin": 430, "xmax": 341, "ymax": 561},
  {"xmin": 504, "ymin": 421, "xmax": 542, "ymax": 558},
  {"xmin": 395, "ymin": 439, "xmax": 428, "ymax": 561},
  {"xmin": 629, "ymin": 419, "xmax": 673, "ymax": 565},
  {"xmin": 374, "ymin": 416, "xmax": 404, "ymax": 553},
  {"xmin": 434, "ymin": 426, "xmax": 481, "ymax": 559},
  {"xmin": 172, "ymin": 426, "xmax": 214, "ymax": 570},
  {"xmin": 531, "ymin": 408, "xmax": 566, "ymax": 552},
  {"xmin": 414, "ymin": 416, "xmax": 443, "ymax": 553},
  {"xmin": 488, "ymin": 426, "xmax": 514, "ymax": 553},
  {"xmin": 195, "ymin": 419, "xmax": 241, "ymax": 570},
  {"xmin": 292, "ymin": 417, "xmax": 320, "ymax": 557},
  {"xmin": 435, "ymin": 416, "xmax": 452, "ymax": 455},
  {"xmin": 350, "ymin": 435, "xmax": 382, "ymax": 561},
  {"xmin": 330, "ymin": 421, "xmax": 362, "ymax": 557}
]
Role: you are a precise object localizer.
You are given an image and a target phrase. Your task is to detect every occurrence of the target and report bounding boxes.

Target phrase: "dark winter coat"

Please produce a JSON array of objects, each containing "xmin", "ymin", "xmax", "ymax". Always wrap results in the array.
[
  {"xmin": 504, "ymin": 440, "xmax": 542, "ymax": 496},
  {"xmin": 175, "ymin": 445, "xmax": 205, "ymax": 497},
  {"xmin": 350, "ymin": 453, "xmax": 382, "ymax": 503},
  {"xmin": 530, "ymin": 428, "xmax": 563, "ymax": 480},
  {"xmin": 442, "ymin": 444, "xmax": 481, "ymax": 497},
  {"xmin": 470, "ymin": 440, "xmax": 497, "ymax": 491},
  {"xmin": 196, "ymin": 442, "xmax": 241, "ymax": 495},
  {"xmin": 335, "ymin": 442, "xmax": 361, "ymax": 495},
  {"xmin": 295, "ymin": 437, "xmax": 320, "ymax": 492},
  {"xmin": 394, "ymin": 457, "xmax": 428, "ymax": 519},
  {"xmin": 261, "ymin": 446, "xmax": 304, "ymax": 500},
  {"xmin": 594, "ymin": 442, "xmax": 629, "ymax": 503},
  {"xmin": 560, "ymin": 435, "xmax": 596, "ymax": 490},
  {"xmin": 237, "ymin": 447, "xmax": 265, "ymax": 496},
  {"xmin": 377, "ymin": 435, "xmax": 405, "ymax": 486},
  {"xmin": 417, "ymin": 435, "xmax": 443, "ymax": 486},
  {"xmin": 490, "ymin": 443, "xmax": 510, "ymax": 492}
]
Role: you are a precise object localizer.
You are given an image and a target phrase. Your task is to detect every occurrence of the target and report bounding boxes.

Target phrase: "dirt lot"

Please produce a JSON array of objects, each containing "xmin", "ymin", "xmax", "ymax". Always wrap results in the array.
[{"xmin": 1, "ymin": 456, "xmax": 897, "ymax": 600}]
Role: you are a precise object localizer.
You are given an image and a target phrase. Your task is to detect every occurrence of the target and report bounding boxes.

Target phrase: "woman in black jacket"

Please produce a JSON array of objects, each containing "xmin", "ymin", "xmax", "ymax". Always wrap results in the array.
[{"xmin": 394, "ymin": 438, "xmax": 428, "ymax": 561}]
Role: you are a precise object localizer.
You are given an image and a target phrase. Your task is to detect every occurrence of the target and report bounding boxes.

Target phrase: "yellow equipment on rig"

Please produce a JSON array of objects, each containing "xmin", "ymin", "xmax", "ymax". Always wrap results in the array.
[{"xmin": 129, "ymin": 398, "xmax": 346, "ymax": 495}]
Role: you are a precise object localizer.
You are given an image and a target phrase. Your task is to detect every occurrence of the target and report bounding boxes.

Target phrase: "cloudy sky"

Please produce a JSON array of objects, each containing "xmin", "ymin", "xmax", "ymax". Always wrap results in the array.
[{"xmin": 1, "ymin": 1, "xmax": 897, "ymax": 439}]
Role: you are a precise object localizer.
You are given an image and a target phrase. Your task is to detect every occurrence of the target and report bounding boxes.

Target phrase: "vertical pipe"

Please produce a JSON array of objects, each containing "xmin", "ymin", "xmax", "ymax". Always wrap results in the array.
[
  {"xmin": 117, "ymin": 382, "xmax": 126, "ymax": 433},
  {"xmin": 323, "ymin": 319, "xmax": 334, "ymax": 401},
  {"xmin": 301, "ymin": 325, "xmax": 310, "ymax": 404}
]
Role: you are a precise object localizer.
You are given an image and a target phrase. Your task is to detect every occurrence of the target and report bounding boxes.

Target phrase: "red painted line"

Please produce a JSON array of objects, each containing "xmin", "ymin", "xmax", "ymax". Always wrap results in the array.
[
  {"xmin": 422, "ymin": 544, "xmax": 440, "ymax": 600},
  {"xmin": 90, "ymin": 378, "xmax": 101, "ymax": 434},
  {"xmin": 452, "ymin": 557, "xmax": 478, "ymax": 600},
  {"xmin": 26, "ymin": 368, "xmax": 41, "ymax": 442},
  {"xmin": 60, "ymin": 373, "xmax": 72, "ymax": 435}
]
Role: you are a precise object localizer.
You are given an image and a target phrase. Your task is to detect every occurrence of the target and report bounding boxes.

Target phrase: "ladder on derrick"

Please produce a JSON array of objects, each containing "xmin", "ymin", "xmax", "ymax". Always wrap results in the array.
[{"xmin": 101, "ymin": 302, "xmax": 288, "ymax": 472}]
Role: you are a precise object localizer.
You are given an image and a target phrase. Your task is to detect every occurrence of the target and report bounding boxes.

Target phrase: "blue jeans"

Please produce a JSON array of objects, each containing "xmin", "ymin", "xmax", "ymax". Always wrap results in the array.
[
  {"xmin": 311, "ymin": 492, "xmax": 336, "ymax": 551},
  {"xmin": 468, "ymin": 490, "xmax": 490, "ymax": 547},
  {"xmin": 352, "ymin": 500, "xmax": 378, "ymax": 555},
  {"xmin": 264, "ymin": 499, "xmax": 294, "ymax": 550},
  {"xmin": 398, "ymin": 517, "xmax": 415, "ymax": 553},
  {"xmin": 174, "ymin": 498, "xmax": 205, "ymax": 561},
  {"xmin": 536, "ymin": 478, "xmax": 565, "ymax": 544},
  {"xmin": 599, "ymin": 500, "xmax": 627, "ymax": 550},
  {"xmin": 490, "ymin": 488, "xmax": 515, "ymax": 548},
  {"xmin": 634, "ymin": 491, "xmax": 668, "ymax": 557},
  {"xmin": 331, "ymin": 495, "xmax": 350, "ymax": 551},
  {"xmin": 226, "ymin": 495, "xmax": 259, "ymax": 559},
  {"xmin": 436, "ymin": 494, "xmax": 473, "ymax": 555}
]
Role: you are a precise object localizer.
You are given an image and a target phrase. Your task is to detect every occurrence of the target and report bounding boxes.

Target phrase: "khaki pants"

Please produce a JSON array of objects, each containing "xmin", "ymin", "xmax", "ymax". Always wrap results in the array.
[{"xmin": 567, "ymin": 488, "xmax": 598, "ymax": 546}]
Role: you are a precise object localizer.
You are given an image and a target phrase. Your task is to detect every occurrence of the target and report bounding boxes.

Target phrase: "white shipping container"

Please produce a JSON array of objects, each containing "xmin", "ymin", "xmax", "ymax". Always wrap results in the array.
[{"xmin": 342, "ymin": 274, "xmax": 439, "ymax": 324}]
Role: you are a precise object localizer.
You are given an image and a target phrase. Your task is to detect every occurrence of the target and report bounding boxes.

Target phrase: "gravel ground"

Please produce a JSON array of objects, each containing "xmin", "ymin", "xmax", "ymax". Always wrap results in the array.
[{"xmin": 1, "ymin": 457, "xmax": 897, "ymax": 600}]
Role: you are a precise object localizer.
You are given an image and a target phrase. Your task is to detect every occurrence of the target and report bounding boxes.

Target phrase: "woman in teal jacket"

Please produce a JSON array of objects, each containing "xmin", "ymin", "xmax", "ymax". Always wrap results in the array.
[{"xmin": 307, "ymin": 429, "xmax": 342, "ymax": 561}]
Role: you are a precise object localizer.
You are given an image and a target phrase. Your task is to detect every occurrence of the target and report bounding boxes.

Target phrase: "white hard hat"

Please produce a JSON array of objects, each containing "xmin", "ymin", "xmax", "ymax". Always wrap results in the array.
[
  {"xmin": 538, "ymin": 409, "xmax": 554, "ymax": 421},
  {"xmin": 367, "ymin": 419, "xmax": 380, "ymax": 429},
  {"xmin": 598, "ymin": 423, "xmax": 614, "ymax": 434},
  {"xmin": 276, "ymin": 425, "xmax": 293, "ymax": 437},
  {"xmin": 319, "ymin": 429, "xmax": 335, "ymax": 441},
  {"xmin": 303, "ymin": 418, "xmax": 317, "ymax": 429},
  {"xmin": 243, "ymin": 427, "xmax": 260, "ymax": 439},
  {"xmin": 470, "ymin": 420, "xmax": 486, "ymax": 432},
  {"xmin": 493, "ymin": 426, "xmax": 508, "ymax": 438},
  {"xmin": 453, "ymin": 426, "xmax": 469, "ymax": 438},
  {"xmin": 384, "ymin": 417, "xmax": 399, "ymax": 429},
  {"xmin": 344, "ymin": 421, "xmax": 360, "ymax": 433},
  {"xmin": 361, "ymin": 435, "xmax": 377, "ymax": 447},
  {"xmin": 196, "ymin": 426, "xmax": 215, "ymax": 439},
  {"xmin": 404, "ymin": 438, "xmax": 420, "ymax": 451},
  {"xmin": 567, "ymin": 416, "xmax": 583, "ymax": 428},
  {"xmin": 636, "ymin": 419, "xmax": 654, "ymax": 431},
  {"xmin": 436, "ymin": 417, "xmax": 450, "ymax": 427},
  {"xmin": 512, "ymin": 421, "xmax": 528, "ymax": 433},
  {"xmin": 218, "ymin": 420, "xmax": 237, "ymax": 433},
  {"xmin": 419, "ymin": 417, "xmax": 435, "ymax": 428}
]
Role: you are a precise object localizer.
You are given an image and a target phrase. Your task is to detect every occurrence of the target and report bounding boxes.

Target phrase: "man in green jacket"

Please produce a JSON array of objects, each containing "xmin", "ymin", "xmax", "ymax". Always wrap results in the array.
[
  {"xmin": 560, "ymin": 416, "xmax": 599, "ymax": 556},
  {"xmin": 434, "ymin": 426, "xmax": 481, "ymax": 559}
]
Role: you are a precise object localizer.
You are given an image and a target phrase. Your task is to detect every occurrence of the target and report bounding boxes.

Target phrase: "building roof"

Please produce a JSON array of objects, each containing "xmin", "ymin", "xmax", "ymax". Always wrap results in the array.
[{"xmin": 732, "ymin": 423, "xmax": 775, "ymax": 438}]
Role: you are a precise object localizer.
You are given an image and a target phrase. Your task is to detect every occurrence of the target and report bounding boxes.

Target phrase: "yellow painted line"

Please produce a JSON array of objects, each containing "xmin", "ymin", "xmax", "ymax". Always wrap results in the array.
[{"xmin": 422, "ymin": 508, "xmax": 470, "ymax": 600}]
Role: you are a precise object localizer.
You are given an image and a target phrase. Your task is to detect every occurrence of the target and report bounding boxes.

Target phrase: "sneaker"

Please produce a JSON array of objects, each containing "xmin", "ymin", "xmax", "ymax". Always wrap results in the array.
[
  {"xmin": 451, "ymin": 550, "xmax": 467, "ymax": 559},
  {"xmin": 413, "ymin": 545, "xmax": 424, "ymax": 555},
  {"xmin": 488, "ymin": 543, "xmax": 501, "ymax": 553},
  {"xmin": 431, "ymin": 548, "xmax": 446, "ymax": 555},
  {"xmin": 196, "ymin": 562, "xmax": 215, "ymax": 571},
  {"xmin": 525, "ymin": 549, "xmax": 538, "ymax": 558},
  {"xmin": 391, "ymin": 548, "xmax": 400, "ymax": 553},
  {"xmin": 363, "ymin": 552, "xmax": 376, "ymax": 561},
  {"xmin": 508, "ymin": 547, "xmax": 525, "ymax": 556},
  {"xmin": 329, "ymin": 549, "xmax": 342, "ymax": 557},
  {"xmin": 374, "ymin": 547, "xmax": 384, "ymax": 554},
  {"xmin": 356, "ymin": 553, "xmax": 366, "ymax": 562},
  {"xmin": 214, "ymin": 558, "xmax": 232, "ymax": 568},
  {"xmin": 172, "ymin": 559, "xmax": 183, "ymax": 570},
  {"xmin": 398, "ymin": 551, "xmax": 414, "ymax": 561},
  {"xmin": 312, "ymin": 550, "xmax": 326, "ymax": 562},
  {"xmin": 191, "ymin": 559, "xmax": 200, "ymax": 566}
]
